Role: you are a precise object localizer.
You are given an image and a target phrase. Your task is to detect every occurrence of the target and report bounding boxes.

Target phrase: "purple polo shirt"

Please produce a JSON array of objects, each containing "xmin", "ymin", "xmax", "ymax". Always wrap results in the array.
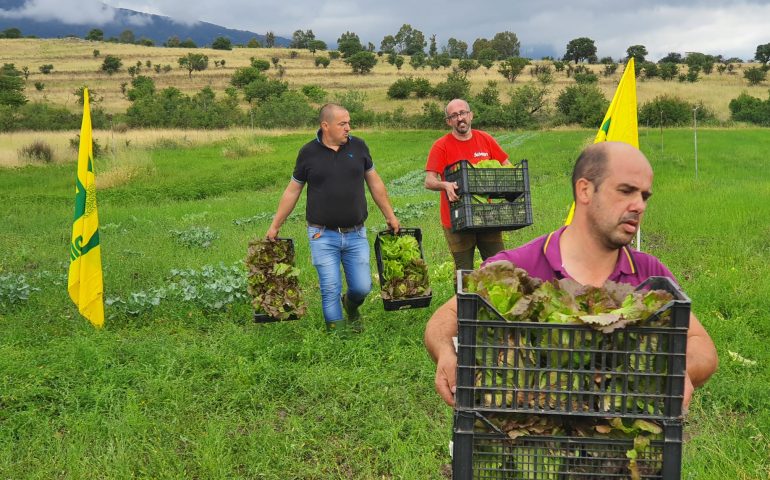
[{"xmin": 483, "ymin": 226, "xmax": 677, "ymax": 287}]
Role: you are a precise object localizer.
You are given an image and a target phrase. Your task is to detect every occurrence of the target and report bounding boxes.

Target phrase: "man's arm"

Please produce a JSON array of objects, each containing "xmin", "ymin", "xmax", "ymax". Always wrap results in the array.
[
  {"xmin": 683, "ymin": 312, "xmax": 718, "ymax": 408},
  {"xmin": 266, "ymin": 180, "xmax": 304, "ymax": 239},
  {"xmin": 424, "ymin": 296, "xmax": 459, "ymax": 406},
  {"xmin": 424, "ymin": 171, "xmax": 459, "ymax": 202},
  {"xmin": 364, "ymin": 169, "xmax": 400, "ymax": 232}
]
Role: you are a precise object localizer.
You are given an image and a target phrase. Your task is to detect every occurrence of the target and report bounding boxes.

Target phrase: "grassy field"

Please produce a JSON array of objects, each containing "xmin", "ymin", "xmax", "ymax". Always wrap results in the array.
[
  {"xmin": 2, "ymin": 37, "xmax": 768, "ymax": 121},
  {"xmin": 1, "ymin": 128, "xmax": 768, "ymax": 478}
]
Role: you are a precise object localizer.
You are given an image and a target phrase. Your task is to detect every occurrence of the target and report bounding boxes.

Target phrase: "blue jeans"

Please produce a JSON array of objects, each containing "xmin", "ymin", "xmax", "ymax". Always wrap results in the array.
[{"xmin": 307, "ymin": 225, "xmax": 372, "ymax": 323}]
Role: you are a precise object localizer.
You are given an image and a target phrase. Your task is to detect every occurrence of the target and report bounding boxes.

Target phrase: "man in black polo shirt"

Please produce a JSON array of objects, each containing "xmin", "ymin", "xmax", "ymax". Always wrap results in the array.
[{"xmin": 267, "ymin": 103, "xmax": 400, "ymax": 334}]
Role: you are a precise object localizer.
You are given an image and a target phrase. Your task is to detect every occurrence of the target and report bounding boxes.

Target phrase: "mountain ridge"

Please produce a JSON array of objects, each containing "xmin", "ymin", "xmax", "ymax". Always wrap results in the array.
[{"xmin": 0, "ymin": 0, "xmax": 290, "ymax": 47}]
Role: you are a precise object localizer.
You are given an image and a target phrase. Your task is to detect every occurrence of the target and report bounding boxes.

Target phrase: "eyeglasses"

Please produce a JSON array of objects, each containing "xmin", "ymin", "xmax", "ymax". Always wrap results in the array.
[{"xmin": 446, "ymin": 110, "xmax": 471, "ymax": 121}]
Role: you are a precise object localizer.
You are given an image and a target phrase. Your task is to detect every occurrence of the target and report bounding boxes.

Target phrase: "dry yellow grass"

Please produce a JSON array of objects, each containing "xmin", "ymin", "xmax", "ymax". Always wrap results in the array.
[{"xmin": 0, "ymin": 127, "xmax": 291, "ymax": 168}]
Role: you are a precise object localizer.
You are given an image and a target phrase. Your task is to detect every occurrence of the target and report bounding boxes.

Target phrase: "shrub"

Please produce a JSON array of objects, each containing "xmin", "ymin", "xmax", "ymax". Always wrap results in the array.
[
  {"xmin": 18, "ymin": 140, "xmax": 53, "ymax": 163},
  {"xmin": 34, "ymin": 81, "xmax": 44, "ymax": 91},
  {"xmin": 289, "ymin": 50, "xmax": 299, "ymax": 59},
  {"xmin": 328, "ymin": 51, "xmax": 341, "ymax": 60},
  {"xmin": 475, "ymin": 81, "xmax": 500, "ymax": 106},
  {"xmin": 729, "ymin": 92, "xmax": 770, "ymax": 125},
  {"xmin": 639, "ymin": 95, "xmax": 715, "ymax": 127},
  {"xmin": 250, "ymin": 58, "xmax": 270, "ymax": 71},
  {"xmin": 314, "ymin": 56, "xmax": 330, "ymax": 68},
  {"xmin": 243, "ymin": 77, "xmax": 288, "ymax": 103},
  {"xmin": 743, "ymin": 67, "xmax": 767, "ymax": 85},
  {"xmin": 253, "ymin": 90, "xmax": 315, "ymax": 128},
  {"xmin": 334, "ymin": 90, "xmax": 367, "ymax": 114},
  {"xmin": 602, "ymin": 63, "xmax": 618, "ymax": 77},
  {"xmin": 556, "ymin": 84, "xmax": 608, "ymax": 127},
  {"xmin": 301, "ymin": 84, "xmax": 327, "ymax": 102},
  {"xmin": 412, "ymin": 77, "xmax": 432, "ymax": 98},
  {"xmin": 387, "ymin": 77, "xmax": 414, "ymax": 99},
  {"xmin": 38, "ymin": 64, "xmax": 53, "ymax": 74},
  {"xmin": 659, "ymin": 62, "xmax": 678, "ymax": 80},
  {"xmin": 433, "ymin": 71, "xmax": 470, "ymax": 101},
  {"xmin": 69, "ymin": 135, "xmax": 104, "ymax": 157},
  {"xmin": 573, "ymin": 72, "xmax": 598, "ymax": 84}
]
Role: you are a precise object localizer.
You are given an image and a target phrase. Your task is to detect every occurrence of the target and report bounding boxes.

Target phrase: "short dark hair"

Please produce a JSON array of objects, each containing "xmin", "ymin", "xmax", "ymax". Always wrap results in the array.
[
  {"xmin": 319, "ymin": 103, "xmax": 346, "ymax": 123},
  {"xmin": 571, "ymin": 143, "xmax": 610, "ymax": 200}
]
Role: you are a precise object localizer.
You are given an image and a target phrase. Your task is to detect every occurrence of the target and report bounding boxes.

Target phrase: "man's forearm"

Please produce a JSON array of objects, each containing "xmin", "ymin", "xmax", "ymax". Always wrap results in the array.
[
  {"xmin": 269, "ymin": 183, "xmax": 302, "ymax": 230},
  {"xmin": 424, "ymin": 297, "xmax": 458, "ymax": 363},
  {"xmin": 686, "ymin": 312, "xmax": 718, "ymax": 388}
]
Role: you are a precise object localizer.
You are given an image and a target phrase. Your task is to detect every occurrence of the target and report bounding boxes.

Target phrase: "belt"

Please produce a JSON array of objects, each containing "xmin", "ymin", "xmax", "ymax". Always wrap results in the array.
[{"xmin": 308, "ymin": 222, "xmax": 363, "ymax": 233}]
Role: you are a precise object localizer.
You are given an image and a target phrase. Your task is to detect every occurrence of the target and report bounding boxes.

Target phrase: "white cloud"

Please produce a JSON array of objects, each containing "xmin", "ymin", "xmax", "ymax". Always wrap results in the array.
[{"xmin": 0, "ymin": 0, "xmax": 117, "ymax": 24}]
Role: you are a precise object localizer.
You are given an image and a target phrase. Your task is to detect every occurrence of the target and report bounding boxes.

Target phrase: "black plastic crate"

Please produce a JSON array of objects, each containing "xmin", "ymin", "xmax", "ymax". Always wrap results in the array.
[
  {"xmin": 374, "ymin": 228, "xmax": 432, "ymax": 311},
  {"xmin": 444, "ymin": 159, "xmax": 530, "ymax": 198},
  {"xmin": 248, "ymin": 238, "xmax": 301, "ymax": 323},
  {"xmin": 450, "ymin": 191, "xmax": 533, "ymax": 232},
  {"xmin": 455, "ymin": 273, "xmax": 690, "ymax": 419},
  {"xmin": 453, "ymin": 411, "xmax": 682, "ymax": 480}
]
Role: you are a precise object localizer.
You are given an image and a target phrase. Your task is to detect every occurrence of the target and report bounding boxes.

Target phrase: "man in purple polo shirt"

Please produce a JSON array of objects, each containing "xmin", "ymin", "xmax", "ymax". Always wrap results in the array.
[{"xmin": 424, "ymin": 141, "xmax": 718, "ymax": 408}]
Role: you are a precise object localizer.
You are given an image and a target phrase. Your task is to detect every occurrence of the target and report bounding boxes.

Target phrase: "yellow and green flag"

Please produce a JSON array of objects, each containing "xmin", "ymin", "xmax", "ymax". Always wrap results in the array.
[
  {"xmin": 565, "ymin": 58, "xmax": 638, "ymax": 225},
  {"xmin": 68, "ymin": 88, "xmax": 104, "ymax": 328}
]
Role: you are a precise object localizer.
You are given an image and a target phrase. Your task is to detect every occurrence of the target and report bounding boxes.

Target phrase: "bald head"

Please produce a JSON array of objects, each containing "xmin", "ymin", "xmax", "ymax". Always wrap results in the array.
[
  {"xmin": 571, "ymin": 142, "xmax": 651, "ymax": 199},
  {"xmin": 445, "ymin": 98, "xmax": 470, "ymax": 117},
  {"xmin": 319, "ymin": 103, "xmax": 347, "ymax": 124}
]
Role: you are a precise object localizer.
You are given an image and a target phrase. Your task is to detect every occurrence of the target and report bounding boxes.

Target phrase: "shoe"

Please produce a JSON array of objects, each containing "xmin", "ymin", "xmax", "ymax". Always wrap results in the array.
[
  {"xmin": 325, "ymin": 319, "xmax": 350, "ymax": 336},
  {"xmin": 342, "ymin": 294, "xmax": 363, "ymax": 333}
]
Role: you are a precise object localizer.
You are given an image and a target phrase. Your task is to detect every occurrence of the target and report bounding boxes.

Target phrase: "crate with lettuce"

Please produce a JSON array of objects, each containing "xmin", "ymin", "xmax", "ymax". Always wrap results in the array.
[
  {"xmin": 374, "ymin": 228, "xmax": 432, "ymax": 311},
  {"xmin": 245, "ymin": 238, "xmax": 307, "ymax": 322},
  {"xmin": 452, "ymin": 410, "xmax": 681, "ymax": 480},
  {"xmin": 454, "ymin": 260, "xmax": 690, "ymax": 419}
]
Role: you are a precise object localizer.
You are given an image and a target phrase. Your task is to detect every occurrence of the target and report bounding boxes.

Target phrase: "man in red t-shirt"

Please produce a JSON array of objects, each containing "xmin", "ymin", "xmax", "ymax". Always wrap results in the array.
[{"xmin": 424, "ymin": 98, "xmax": 510, "ymax": 271}]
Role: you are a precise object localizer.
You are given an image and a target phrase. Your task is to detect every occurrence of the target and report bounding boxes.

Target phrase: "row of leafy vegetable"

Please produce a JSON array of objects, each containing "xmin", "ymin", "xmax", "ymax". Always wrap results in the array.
[
  {"xmin": 478, "ymin": 413, "xmax": 665, "ymax": 480},
  {"xmin": 463, "ymin": 261, "xmax": 676, "ymax": 414}
]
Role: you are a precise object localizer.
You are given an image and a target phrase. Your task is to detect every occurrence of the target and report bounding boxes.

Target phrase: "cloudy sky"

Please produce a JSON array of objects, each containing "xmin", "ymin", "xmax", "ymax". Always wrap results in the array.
[{"xmin": 5, "ymin": 0, "xmax": 770, "ymax": 60}]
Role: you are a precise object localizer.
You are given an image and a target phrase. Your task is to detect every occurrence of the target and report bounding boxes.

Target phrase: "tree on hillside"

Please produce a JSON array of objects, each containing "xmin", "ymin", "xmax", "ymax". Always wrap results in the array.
[
  {"xmin": 0, "ymin": 63, "xmax": 27, "ymax": 107},
  {"xmin": 265, "ymin": 31, "xmax": 276, "ymax": 48},
  {"xmin": 1, "ymin": 28, "xmax": 22, "ymax": 39},
  {"xmin": 308, "ymin": 40, "xmax": 326, "ymax": 55},
  {"xmin": 247, "ymin": 38, "xmax": 261, "ymax": 48},
  {"xmin": 658, "ymin": 52, "xmax": 682, "ymax": 64},
  {"xmin": 179, "ymin": 38, "xmax": 197, "ymax": 48},
  {"xmin": 490, "ymin": 31, "xmax": 520, "ymax": 59},
  {"xmin": 498, "ymin": 57, "xmax": 530, "ymax": 82},
  {"xmin": 100, "ymin": 55, "xmax": 122, "ymax": 75},
  {"xmin": 428, "ymin": 34, "xmax": 437, "ymax": 57},
  {"xmin": 394, "ymin": 24, "xmax": 426, "ymax": 56},
  {"xmin": 212, "ymin": 36, "xmax": 232, "ymax": 50},
  {"xmin": 380, "ymin": 35, "xmax": 396, "ymax": 54},
  {"xmin": 231, "ymin": 67, "xmax": 265, "ymax": 88},
  {"xmin": 755, "ymin": 43, "xmax": 770, "ymax": 67},
  {"xmin": 626, "ymin": 45, "xmax": 648, "ymax": 64},
  {"xmin": 446, "ymin": 37, "xmax": 468, "ymax": 59},
  {"xmin": 85, "ymin": 29, "xmax": 103, "ymax": 41},
  {"xmin": 119, "ymin": 29, "xmax": 135, "ymax": 44},
  {"xmin": 345, "ymin": 51, "xmax": 377, "ymax": 74},
  {"xmin": 471, "ymin": 38, "xmax": 493, "ymax": 59},
  {"xmin": 178, "ymin": 53, "xmax": 209, "ymax": 78},
  {"xmin": 337, "ymin": 31, "xmax": 363, "ymax": 58},
  {"xmin": 249, "ymin": 58, "xmax": 270, "ymax": 71},
  {"xmin": 564, "ymin": 37, "xmax": 597, "ymax": 63},
  {"xmin": 290, "ymin": 29, "xmax": 315, "ymax": 49},
  {"xmin": 477, "ymin": 48, "xmax": 497, "ymax": 69}
]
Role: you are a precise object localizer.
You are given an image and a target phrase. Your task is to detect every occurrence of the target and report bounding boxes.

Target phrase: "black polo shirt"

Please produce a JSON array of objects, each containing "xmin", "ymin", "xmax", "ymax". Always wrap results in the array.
[{"xmin": 292, "ymin": 130, "xmax": 374, "ymax": 228}]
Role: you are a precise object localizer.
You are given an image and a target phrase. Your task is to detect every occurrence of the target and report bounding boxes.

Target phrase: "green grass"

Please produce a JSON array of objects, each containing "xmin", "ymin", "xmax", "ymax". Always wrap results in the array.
[{"xmin": 1, "ymin": 128, "xmax": 769, "ymax": 479}]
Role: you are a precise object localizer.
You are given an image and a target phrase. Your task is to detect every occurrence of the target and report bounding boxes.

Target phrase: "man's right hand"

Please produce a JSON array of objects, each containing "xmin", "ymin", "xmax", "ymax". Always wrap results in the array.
[
  {"xmin": 266, "ymin": 225, "xmax": 279, "ymax": 240},
  {"xmin": 435, "ymin": 352, "xmax": 457, "ymax": 407},
  {"xmin": 443, "ymin": 181, "xmax": 459, "ymax": 202}
]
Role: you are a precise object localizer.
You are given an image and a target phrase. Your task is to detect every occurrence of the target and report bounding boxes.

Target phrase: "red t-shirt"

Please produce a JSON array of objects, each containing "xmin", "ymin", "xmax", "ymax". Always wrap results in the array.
[{"xmin": 425, "ymin": 130, "xmax": 509, "ymax": 228}]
